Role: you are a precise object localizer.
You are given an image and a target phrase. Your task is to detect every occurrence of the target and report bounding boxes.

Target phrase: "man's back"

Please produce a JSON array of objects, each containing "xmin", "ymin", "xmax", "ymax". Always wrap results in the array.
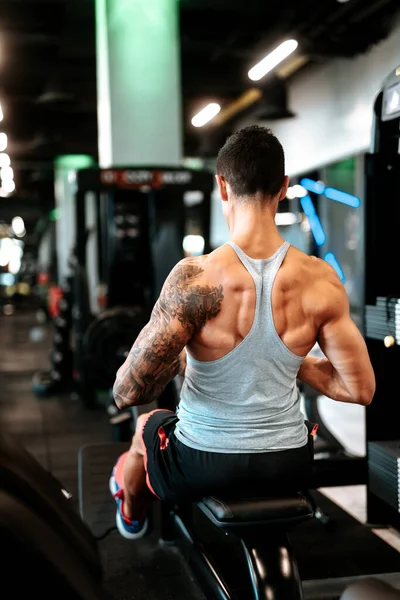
[
  {"xmin": 176, "ymin": 240, "xmax": 315, "ymax": 452},
  {"xmin": 187, "ymin": 241, "xmax": 333, "ymax": 362}
]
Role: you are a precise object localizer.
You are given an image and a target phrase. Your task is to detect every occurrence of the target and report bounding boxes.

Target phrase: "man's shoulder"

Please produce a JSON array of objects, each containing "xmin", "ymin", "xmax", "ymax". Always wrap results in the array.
[
  {"xmin": 173, "ymin": 246, "xmax": 231, "ymax": 283},
  {"xmin": 299, "ymin": 255, "xmax": 347, "ymax": 319},
  {"xmin": 288, "ymin": 248, "xmax": 340, "ymax": 283},
  {"xmin": 165, "ymin": 255, "xmax": 224, "ymax": 326},
  {"xmin": 167, "ymin": 254, "xmax": 225, "ymax": 296},
  {"xmin": 170, "ymin": 256, "xmax": 208, "ymax": 282}
]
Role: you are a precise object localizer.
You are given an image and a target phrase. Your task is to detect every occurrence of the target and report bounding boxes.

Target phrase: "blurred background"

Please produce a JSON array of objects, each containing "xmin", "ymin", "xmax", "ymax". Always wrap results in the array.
[{"xmin": 0, "ymin": 1, "xmax": 399, "ymax": 597}]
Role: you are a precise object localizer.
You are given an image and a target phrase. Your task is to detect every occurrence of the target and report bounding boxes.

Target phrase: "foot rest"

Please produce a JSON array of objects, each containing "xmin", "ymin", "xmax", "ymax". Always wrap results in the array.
[{"xmin": 198, "ymin": 493, "xmax": 313, "ymax": 530}]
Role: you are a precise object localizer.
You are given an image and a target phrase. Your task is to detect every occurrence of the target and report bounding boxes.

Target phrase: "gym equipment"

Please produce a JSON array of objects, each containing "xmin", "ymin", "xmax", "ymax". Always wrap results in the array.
[
  {"xmin": 161, "ymin": 493, "xmax": 314, "ymax": 600},
  {"xmin": 368, "ymin": 441, "xmax": 400, "ymax": 519},
  {"xmin": 364, "ymin": 66, "xmax": 400, "ymax": 529},
  {"xmin": 74, "ymin": 167, "xmax": 214, "ymax": 310},
  {"xmin": 82, "ymin": 306, "xmax": 146, "ymax": 393},
  {"xmin": 340, "ymin": 578, "xmax": 400, "ymax": 600},
  {"xmin": 0, "ymin": 432, "xmax": 106, "ymax": 598},
  {"xmin": 365, "ymin": 297, "xmax": 399, "ymax": 345},
  {"xmin": 1, "ymin": 492, "xmax": 107, "ymax": 600},
  {"xmin": 32, "ymin": 252, "xmax": 76, "ymax": 397},
  {"xmin": 71, "ymin": 167, "xmax": 214, "ymax": 406}
]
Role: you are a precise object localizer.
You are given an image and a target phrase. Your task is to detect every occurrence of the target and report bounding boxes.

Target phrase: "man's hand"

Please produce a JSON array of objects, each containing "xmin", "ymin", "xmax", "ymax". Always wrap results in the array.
[{"xmin": 113, "ymin": 258, "xmax": 223, "ymax": 409}]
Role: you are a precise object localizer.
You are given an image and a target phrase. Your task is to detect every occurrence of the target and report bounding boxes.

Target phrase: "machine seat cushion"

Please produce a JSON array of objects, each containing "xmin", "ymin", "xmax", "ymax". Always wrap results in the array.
[{"xmin": 198, "ymin": 493, "xmax": 313, "ymax": 529}]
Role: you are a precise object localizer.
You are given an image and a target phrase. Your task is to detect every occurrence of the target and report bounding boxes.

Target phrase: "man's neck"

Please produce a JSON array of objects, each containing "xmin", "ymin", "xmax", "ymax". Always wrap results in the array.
[{"xmin": 229, "ymin": 204, "xmax": 284, "ymax": 259}]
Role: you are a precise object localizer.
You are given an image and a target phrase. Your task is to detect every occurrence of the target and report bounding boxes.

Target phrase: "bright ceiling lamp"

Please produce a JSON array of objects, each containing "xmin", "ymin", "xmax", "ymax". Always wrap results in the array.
[
  {"xmin": 183, "ymin": 234, "xmax": 205, "ymax": 255},
  {"xmin": 0, "ymin": 238, "xmax": 13, "ymax": 267},
  {"xmin": 1, "ymin": 166, "xmax": 13, "ymax": 181},
  {"xmin": 2, "ymin": 179, "xmax": 15, "ymax": 194},
  {"xmin": 275, "ymin": 212, "xmax": 298, "ymax": 226},
  {"xmin": 8, "ymin": 256, "xmax": 22, "ymax": 275},
  {"xmin": 248, "ymin": 39, "xmax": 298, "ymax": 81},
  {"xmin": 0, "ymin": 153, "xmax": 11, "ymax": 168},
  {"xmin": 287, "ymin": 184, "xmax": 307, "ymax": 199},
  {"xmin": 0, "ymin": 132, "xmax": 7, "ymax": 152},
  {"xmin": 191, "ymin": 103, "xmax": 221, "ymax": 127},
  {"xmin": 12, "ymin": 217, "xmax": 25, "ymax": 237}
]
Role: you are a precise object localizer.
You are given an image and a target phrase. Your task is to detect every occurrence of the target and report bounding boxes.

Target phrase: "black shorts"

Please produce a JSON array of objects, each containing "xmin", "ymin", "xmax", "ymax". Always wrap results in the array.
[{"xmin": 141, "ymin": 409, "xmax": 313, "ymax": 506}]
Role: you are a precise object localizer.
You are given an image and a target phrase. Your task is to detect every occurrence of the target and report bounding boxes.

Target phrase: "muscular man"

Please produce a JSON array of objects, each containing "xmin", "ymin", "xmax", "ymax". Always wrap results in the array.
[{"xmin": 110, "ymin": 126, "xmax": 376, "ymax": 539}]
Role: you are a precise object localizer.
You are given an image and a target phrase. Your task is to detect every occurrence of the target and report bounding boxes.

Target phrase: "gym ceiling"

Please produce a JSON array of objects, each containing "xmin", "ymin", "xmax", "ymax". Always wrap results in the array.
[{"xmin": 0, "ymin": 0, "xmax": 398, "ymax": 245}]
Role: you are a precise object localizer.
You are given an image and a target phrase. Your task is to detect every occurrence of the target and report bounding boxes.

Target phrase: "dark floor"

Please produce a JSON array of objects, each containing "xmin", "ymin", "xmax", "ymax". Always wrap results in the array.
[{"xmin": 0, "ymin": 312, "xmax": 111, "ymax": 500}]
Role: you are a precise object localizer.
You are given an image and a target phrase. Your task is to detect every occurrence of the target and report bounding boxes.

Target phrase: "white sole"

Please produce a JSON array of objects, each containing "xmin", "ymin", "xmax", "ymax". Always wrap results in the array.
[{"xmin": 109, "ymin": 475, "xmax": 148, "ymax": 540}]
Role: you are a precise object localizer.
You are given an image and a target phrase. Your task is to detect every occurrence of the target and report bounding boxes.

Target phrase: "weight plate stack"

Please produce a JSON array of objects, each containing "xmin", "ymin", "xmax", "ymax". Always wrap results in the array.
[{"xmin": 82, "ymin": 306, "xmax": 146, "ymax": 392}]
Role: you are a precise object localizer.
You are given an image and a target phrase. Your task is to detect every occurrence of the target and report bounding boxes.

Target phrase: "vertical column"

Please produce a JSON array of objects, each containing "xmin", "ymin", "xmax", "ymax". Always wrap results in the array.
[
  {"xmin": 95, "ymin": 0, "xmax": 182, "ymax": 167},
  {"xmin": 54, "ymin": 155, "xmax": 95, "ymax": 284}
]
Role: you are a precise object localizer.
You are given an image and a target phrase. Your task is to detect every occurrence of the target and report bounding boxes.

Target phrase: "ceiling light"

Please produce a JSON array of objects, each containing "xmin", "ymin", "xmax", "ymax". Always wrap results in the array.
[
  {"xmin": 275, "ymin": 212, "xmax": 298, "ymax": 226},
  {"xmin": 324, "ymin": 252, "xmax": 346, "ymax": 283},
  {"xmin": 1, "ymin": 166, "xmax": 14, "ymax": 181},
  {"xmin": 248, "ymin": 40, "xmax": 298, "ymax": 82},
  {"xmin": 54, "ymin": 154, "xmax": 95, "ymax": 170},
  {"xmin": 300, "ymin": 195, "xmax": 326, "ymax": 246},
  {"xmin": 8, "ymin": 256, "xmax": 21, "ymax": 275},
  {"xmin": 0, "ymin": 133, "xmax": 7, "ymax": 152},
  {"xmin": 0, "ymin": 238, "xmax": 13, "ymax": 266},
  {"xmin": 191, "ymin": 103, "xmax": 221, "ymax": 127},
  {"xmin": 300, "ymin": 178, "xmax": 325, "ymax": 195},
  {"xmin": 183, "ymin": 235, "xmax": 205, "ymax": 255},
  {"xmin": 286, "ymin": 184, "xmax": 307, "ymax": 199},
  {"xmin": 291, "ymin": 184, "xmax": 307, "ymax": 198},
  {"xmin": 0, "ymin": 153, "xmax": 11, "ymax": 168},
  {"xmin": 323, "ymin": 187, "xmax": 361, "ymax": 208},
  {"xmin": 184, "ymin": 190, "xmax": 204, "ymax": 207},
  {"xmin": 0, "ymin": 104, "xmax": 3, "ymax": 122},
  {"xmin": 12, "ymin": 217, "xmax": 25, "ymax": 236},
  {"xmin": 2, "ymin": 179, "xmax": 15, "ymax": 194}
]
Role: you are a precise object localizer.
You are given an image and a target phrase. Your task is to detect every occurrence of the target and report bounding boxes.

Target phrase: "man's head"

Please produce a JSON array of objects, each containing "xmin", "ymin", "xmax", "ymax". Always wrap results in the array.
[{"xmin": 216, "ymin": 126, "xmax": 289, "ymax": 217}]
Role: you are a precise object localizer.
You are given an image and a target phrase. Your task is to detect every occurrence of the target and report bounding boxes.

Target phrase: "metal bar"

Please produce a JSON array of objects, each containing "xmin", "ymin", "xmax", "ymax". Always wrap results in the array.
[
  {"xmin": 240, "ymin": 535, "xmax": 304, "ymax": 600},
  {"xmin": 172, "ymin": 513, "xmax": 232, "ymax": 600}
]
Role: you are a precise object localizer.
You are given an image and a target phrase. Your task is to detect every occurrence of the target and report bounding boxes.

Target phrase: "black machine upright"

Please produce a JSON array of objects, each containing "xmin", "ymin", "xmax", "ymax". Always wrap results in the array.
[{"xmin": 364, "ymin": 67, "xmax": 400, "ymax": 530}]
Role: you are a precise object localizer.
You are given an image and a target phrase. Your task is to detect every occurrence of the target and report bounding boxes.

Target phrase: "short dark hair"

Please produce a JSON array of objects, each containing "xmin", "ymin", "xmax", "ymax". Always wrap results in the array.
[{"xmin": 216, "ymin": 125, "xmax": 285, "ymax": 199}]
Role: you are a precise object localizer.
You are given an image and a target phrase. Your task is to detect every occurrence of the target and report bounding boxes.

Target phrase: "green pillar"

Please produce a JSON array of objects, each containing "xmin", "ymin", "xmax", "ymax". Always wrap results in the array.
[{"xmin": 95, "ymin": 0, "xmax": 182, "ymax": 167}]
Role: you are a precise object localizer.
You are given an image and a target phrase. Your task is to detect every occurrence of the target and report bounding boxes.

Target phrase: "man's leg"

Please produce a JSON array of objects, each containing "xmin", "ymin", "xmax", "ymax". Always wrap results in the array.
[{"xmin": 122, "ymin": 412, "xmax": 152, "ymax": 521}]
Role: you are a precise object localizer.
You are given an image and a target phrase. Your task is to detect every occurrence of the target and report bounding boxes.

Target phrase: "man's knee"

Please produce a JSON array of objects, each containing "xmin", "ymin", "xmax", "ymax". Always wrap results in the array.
[
  {"xmin": 131, "ymin": 412, "xmax": 150, "ymax": 455},
  {"xmin": 135, "ymin": 412, "xmax": 149, "ymax": 436}
]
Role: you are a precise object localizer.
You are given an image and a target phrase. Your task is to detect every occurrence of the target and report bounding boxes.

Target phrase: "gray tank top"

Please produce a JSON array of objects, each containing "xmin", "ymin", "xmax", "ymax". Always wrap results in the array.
[{"xmin": 175, "ymin": 241, "xmax": 308, "ymax": 453}]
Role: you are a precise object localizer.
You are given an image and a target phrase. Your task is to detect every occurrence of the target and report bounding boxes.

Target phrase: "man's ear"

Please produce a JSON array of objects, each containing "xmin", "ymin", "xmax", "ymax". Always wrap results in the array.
[
  {"xmin": 216, "ymin": 174, "xmax": 228, "ymax": 202},
  {"xmin": 278, "ymin": 175, "xmax": 290, "ymax": 201}
]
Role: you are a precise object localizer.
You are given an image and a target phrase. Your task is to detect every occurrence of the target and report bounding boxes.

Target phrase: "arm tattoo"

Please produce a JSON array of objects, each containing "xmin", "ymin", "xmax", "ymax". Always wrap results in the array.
[{"xmin": 113, "ymin": 260, "xmax": 223, "ymax": 408}]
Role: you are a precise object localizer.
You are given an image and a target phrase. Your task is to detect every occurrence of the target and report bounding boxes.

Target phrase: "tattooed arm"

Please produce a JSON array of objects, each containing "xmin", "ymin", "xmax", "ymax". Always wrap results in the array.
[{"xmin": 113, "ymin": 258, "xmax": 223, "ymax": 409}]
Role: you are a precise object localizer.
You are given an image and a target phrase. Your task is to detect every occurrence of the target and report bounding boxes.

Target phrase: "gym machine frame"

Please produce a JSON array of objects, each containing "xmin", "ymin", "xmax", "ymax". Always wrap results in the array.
[
  {"xmin": 72, "ymin": 166, "xmax": 214, "ymax": 406},
  {"xmin": 161, "ymin": 495, "xmax": 313, "ymax": 600},
  {"xmin": 364, "ymin": 68, "xmax": 400, "ymax": 530}
]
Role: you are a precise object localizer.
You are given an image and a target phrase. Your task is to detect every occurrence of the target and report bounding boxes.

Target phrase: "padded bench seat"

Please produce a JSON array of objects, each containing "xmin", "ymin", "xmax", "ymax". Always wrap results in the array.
[{"xmin": 198, "ymin": 493, "xmax": 314, "ymax": 530}]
